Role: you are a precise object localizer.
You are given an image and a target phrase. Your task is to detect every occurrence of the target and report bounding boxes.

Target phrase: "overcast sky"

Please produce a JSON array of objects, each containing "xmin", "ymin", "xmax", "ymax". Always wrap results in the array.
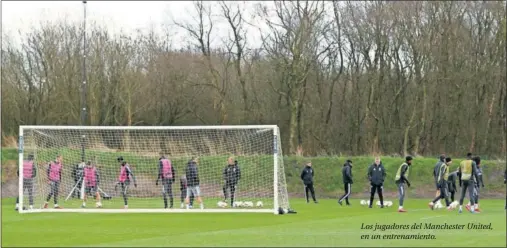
[{"xmin": 2, "ymin": 1, "xmax": 271, "ymax": 49}]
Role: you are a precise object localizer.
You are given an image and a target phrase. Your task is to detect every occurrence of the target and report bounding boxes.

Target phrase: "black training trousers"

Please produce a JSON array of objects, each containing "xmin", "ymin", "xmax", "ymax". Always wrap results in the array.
[
  {"xmin": 369, "ymin": 183, "xmax": 384, "ymax": 207},
  {"xmin": 459, "ymin": 180, "xmax": 475, "ymax": 206},
  {"xmin": 223, "ymin": 182, "xmax": 237, "ymax": 206},
  {"xmin": 161, "ymin": 179, "xmax": 174, "ymax": 208},
  {"xmin": 338, "ymin": 183, "xmax": 351, "ymax": 204},
  {"xmin": 304, "ymin": 183, "xmax": 317, "ymax": 202},
  {"xmin": 432, "ymin": 182, "xmax": 450, "ymax": 207}
]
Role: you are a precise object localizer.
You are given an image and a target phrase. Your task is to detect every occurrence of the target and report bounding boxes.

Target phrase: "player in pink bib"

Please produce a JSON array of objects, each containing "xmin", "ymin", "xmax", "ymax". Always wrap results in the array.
[
  {"xmin": 156, "ymin": 154, "xmax": 176, "ymax": 209},
  {"xmin": 15, "ymin": 154, "xmax": 37, "ymax": 211},
  {"xmin": 116, "ymin": 157, "xmax": 137, "ymax": 209},
  {"xmin": 43, "ymin": 155, "xmax": 64, "ymax": 209},
  {"xmin": 81, "ymin": 161, "xmax": 101, "ymax": 208}
]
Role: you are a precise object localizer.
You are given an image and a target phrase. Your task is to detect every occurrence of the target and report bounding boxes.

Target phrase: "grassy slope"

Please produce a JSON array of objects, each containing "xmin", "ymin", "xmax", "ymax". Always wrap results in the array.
[
  {"xmin": 2, "ymin": 148, "xmax": 506, "ymax": 198},
  {"xmin": 1, "ymin": 198, "xmax": 506, "ymax": 247}
]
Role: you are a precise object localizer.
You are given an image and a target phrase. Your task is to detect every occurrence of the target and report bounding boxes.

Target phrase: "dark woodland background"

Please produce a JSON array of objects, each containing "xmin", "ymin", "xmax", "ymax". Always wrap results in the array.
[{"xmin": 2, "ymin": 1, "xmax": 506, "ymax": 158}]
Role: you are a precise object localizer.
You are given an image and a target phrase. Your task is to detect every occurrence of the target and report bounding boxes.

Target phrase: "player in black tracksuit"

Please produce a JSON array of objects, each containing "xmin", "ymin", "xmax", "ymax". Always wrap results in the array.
[
  {"xmin": 367, "ymin": 157, "xmax": 386, "ymax": 208},
  {"xmin": 447, "ymin": 169, "xmax": 458, "ymax": 202},
  {"xmin": 504, "ymin": 169, "xmax": 506, "ymax": 210},
  {"xmin": 472, "ymin": 156, "xmax": 484, "ymax": 210},
  {"xmin": 179, "ymin": 175, "xmax": 194, "ymax": 208},
  {"xmin": 432, "ymin": 155, "xmax": 446, "ymax": 207},
  {"xmin": 223, "ymin": 157, "xmax": 241, "ymax": 207},
  {"xmin": 338, "ymin": 160, "xmax": 353, "ymax": 206},
  {"xmin": 301, "ymin": 161, "xmax": 318, "ymax": 203}
]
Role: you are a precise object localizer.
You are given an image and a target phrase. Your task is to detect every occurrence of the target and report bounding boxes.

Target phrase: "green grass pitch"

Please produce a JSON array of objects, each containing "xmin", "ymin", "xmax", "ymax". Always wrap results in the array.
[{"xmin": 2, "ymin": 198, "xmax": 505, "ymax": 247}]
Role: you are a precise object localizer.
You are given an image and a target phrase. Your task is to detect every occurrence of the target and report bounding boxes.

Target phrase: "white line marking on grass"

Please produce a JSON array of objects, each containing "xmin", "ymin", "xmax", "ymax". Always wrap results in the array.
[{"xmin": 420, "ymin": 215, "xmax": 444, "ymax": 220}]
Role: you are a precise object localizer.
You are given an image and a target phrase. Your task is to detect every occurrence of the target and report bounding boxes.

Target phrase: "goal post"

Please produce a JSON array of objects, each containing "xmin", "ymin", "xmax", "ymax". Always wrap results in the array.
[{"xmin": 18, "ymin": 125, "xmax": 290, "ymax": 214}]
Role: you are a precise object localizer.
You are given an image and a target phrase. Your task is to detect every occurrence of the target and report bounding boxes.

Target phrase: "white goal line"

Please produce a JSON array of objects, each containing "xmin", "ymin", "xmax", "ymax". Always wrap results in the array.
[
  {"xmin": 19, "ymin": 125, "xmax": 278, "ymax": 130},
  {"xmin": 20, "ymin": 208, "xmax": 275, "ymax": 214}
]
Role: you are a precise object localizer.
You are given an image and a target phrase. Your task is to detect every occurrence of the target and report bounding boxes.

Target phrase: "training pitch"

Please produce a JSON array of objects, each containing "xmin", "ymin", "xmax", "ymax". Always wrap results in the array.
[{"xmin": 2, "ymin": 198, "xmax": 506, "ymax": 247}]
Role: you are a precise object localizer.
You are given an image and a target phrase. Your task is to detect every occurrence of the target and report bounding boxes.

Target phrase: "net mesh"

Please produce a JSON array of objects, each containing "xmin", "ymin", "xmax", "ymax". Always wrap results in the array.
[{"xmin": 19, "ymin": 126, "xmax": 290, "ymax": 212}]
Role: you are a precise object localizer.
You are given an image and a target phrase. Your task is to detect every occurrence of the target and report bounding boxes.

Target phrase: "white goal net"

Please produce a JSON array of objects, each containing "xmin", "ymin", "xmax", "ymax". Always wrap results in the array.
[{"xmin": 18, "ymin": 125, "xmax": 290, "ymax": 214}]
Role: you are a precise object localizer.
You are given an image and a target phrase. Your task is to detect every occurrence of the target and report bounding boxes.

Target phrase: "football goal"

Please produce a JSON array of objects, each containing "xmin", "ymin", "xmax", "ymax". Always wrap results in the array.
[{"xmin": 17, "ymin": 125, "xmax": 290, "ymax": 214}]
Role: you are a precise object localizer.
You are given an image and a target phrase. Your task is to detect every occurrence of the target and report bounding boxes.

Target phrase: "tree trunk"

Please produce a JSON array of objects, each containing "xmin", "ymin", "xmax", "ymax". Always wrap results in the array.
[
  {"xmin": 288, "ymin": 97, "xmax": 299, "ymax": 155},
  {"xmin": 403, "ymin": 109, "xmax": 417, "ymax": 156},
  {"xmin": 124, "ymin": 89, "xmax": 132, "ymax": 152},
  {"xmin": 482, "ymin": 94, "xmax": 495, "ymax": 152},
  {"xmin": 414, "ymin": 84, "xmax": 427, "ymax": 155}
]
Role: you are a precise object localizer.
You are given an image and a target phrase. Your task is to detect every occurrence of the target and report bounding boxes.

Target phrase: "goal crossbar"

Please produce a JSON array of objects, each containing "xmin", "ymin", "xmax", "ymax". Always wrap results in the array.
[{"xmin": 19, "ymin": 125, "xmax": 278, "ymax": 130}]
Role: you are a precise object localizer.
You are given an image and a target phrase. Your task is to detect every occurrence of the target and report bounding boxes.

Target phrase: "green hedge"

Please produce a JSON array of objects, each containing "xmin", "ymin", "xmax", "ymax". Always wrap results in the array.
[{"xmin": 2, "ymin": 149, "xmax": 505, "ymax": 198}]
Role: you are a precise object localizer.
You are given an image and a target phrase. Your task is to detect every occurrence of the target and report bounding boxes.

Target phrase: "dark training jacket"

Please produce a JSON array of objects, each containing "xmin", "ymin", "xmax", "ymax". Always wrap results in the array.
[
  {"xmin": 367, "ymin": 162, "xmax": 386, "ymax": 185},
  {"xmin": 300, "ymin": 165, "xmax": 314, "ymax": 185},
  {"xmin": 433, "ymin": 160, "xmax": 445, "ymax": 181},
  {"xmin": 185, "ymin": 161, "xmax": 200, "ymax": 187},
  {"xmin": 223, "ymin": 162, "xmax": 241, "ymax": 185},
  {"xmin": 447, "ymin": 171, "xmax": 458, "ymax": 192},
  {"xmin": 342, "ymin": 162, "xmax": 353, "ymax": 184}
]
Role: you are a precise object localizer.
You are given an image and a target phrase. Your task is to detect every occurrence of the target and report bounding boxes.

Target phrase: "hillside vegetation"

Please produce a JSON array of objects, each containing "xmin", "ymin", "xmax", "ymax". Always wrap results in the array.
[{"xmin": 2, "ymin": 148, "xmax": 505, "ymax": 198}]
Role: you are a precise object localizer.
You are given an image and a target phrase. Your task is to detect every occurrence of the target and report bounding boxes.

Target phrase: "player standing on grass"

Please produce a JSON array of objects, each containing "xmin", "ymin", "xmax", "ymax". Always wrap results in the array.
[
  {"xmin": 43, "ymin": 155, "xmax": 64, "ymax": 209},
  {"xmin": 457, "ymin": 153, "xmax": 479, "ymax": 214},
  {"xmin": 447, "ymin": 168, "xmax": 459, "ymax": 202},
  {"xmin": 156, "ymin": 155, "xmax": 175, "ymax": 209},
  {"xmin": 81, "ymin": 161, "xmax": 101, "ymax": 208},
  {"xmin": 467, "ymin": 156, "xmax": 484, "ymax": 212},
  {"xmin": 223, "ymin": 157, "xmax": 241, "ymax": 207},
  {"xmin": 432, "ymin": 154, "xmax": 446, "ymax": 209},
  {"xmin": 338, "ymin": 160, "xmax": 353, "ymax": 206},
  {"xmin": 395, "ymin": 156, "xmax": 412, "ymax": 212},
  {"xmin": 367, "ymin": 156, "xmax": 386, "ymax": 208},
  {"xmin": 179, "ymin": 175, "xmax": 195, "ymax": 208},
  {"xmin": 301, "ymin": 161, "xmax": 318, "ymax": 204},
  {"xmin": 116, "ymin": 157, "xmax": 137, "ymax": 209},
  {"xmin": 185, "ymin": 157, "xmax": 204, "ymax": 209},
  {"xmin": 429, "ymin": 157, "xmax": 452, "ymax": 211},
  {"xmin": 15, "ymin": 154, "xmax": 37, "ymax": 211}
]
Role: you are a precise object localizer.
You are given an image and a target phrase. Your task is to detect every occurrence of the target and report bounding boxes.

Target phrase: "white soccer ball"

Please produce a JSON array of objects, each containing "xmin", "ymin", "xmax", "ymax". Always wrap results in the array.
[
  {"xmin": 256, "ymin": 201, "xmax": 263, "ymax": 207},
  {"xmin": 96, "ymin": 202, "xmax": 102, "ymax": 208},
  {"xmin": 366, "ymin": 200, "xmax": 371, "ymax": 206},
  {"xmin": 241, "ymin": 201, "xmax": 250, "ymax": 207},
  {"xmin": 217, "ymin": 201, "xmax": 227, "ymax": 208},
  {"xmin": 376, "ymin": 201, "xmax": 382, "ymax": 206},
  {"xmin": 360, "ymin": 200, "xmax": 366, "ymax": 206},
  {"xmin": 385, "ymin": 201, "xmax": 393, "ymax": 207},
  {"xmin": 233, "ymin": 201, "xmax": 243, "ymax": 207},
  {"xmin": 244, "ymin": 201, "xmax": 254, "ymax": 207}
]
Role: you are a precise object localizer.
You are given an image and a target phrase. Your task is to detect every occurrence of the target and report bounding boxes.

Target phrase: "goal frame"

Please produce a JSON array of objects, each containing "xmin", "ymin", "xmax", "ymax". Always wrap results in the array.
[{"xmin": 18, "ymin": 125, "xmax": 282, "ymax": 214}]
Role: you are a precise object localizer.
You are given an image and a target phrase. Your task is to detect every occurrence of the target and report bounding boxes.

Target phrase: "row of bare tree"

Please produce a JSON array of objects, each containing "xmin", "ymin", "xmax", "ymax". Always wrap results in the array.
[{"xmin": 2, "ymin": 1, "xmax": 506, "ymax": 157}]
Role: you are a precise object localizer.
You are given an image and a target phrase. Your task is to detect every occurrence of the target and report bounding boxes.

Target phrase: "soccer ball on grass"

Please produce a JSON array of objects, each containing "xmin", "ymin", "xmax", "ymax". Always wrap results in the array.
[
  {"xmin": 256, "ymin": 201, "xmax": 263, "ymax": 207},
  {"xmin": 95, "ymin": 202, "xmax": 102, "ymax": 208}
]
